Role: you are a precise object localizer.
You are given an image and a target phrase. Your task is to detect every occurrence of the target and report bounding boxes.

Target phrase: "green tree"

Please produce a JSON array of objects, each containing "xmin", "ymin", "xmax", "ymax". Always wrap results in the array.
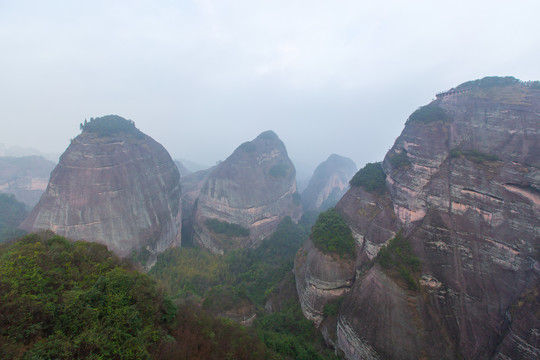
[
  {"xmin": 310, "ymin": 208, "xmax": 355, "ymax": 258},
  {"xmin": 0, "ymin": 232, "xmax": 175, "ymax": 359},
  {"xmin": 349, "ymin": 162, "xmax": 386, "ymax": 193},
  {"xmin": 376, "ymin": 232, "xmax": 421, "ymax": 290},
  {"xmin": 0, "ymin": 193, "xmax": 28, "ymax": 243}
]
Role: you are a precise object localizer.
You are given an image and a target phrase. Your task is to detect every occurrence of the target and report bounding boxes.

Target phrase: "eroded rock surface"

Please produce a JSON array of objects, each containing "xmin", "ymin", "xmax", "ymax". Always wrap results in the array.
[
  {"xmin": 20, "ymin": 115, "xmax": 181, "ymax": 257},
  {"xmin": 295, "ymin": 238, "xmax": 355, "ymax": 326},
  {"xmin": 193, "ymin": 130, "xmax": 301, "ymax": 253},
  {"xmin": 296, "ymin": 77, "xmax": 540, "ymax": 359}
]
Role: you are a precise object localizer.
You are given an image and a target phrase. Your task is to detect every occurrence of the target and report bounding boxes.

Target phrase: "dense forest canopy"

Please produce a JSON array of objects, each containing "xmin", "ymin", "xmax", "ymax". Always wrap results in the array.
[
  {"xmin": 150, "ymin": 216, "xmax": 338, "ymax": 360},
  {"xmin": 0, "ymin": 232, "xmax": 175, "ymax": 359},
  {"xmin": 0, "ymin": 193, "xmax": 28, "ymax": 243},
  {"xmin": 1, "ymin": 215, "xmax": 338, "ymax": 359}
]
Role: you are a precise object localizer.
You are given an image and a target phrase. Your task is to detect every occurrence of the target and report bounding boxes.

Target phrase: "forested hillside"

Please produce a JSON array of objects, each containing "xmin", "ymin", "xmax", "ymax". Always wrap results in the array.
[
  {"xmin": 150, "ymin": 216, "xmax": 339, "ymax": 360},
  {"xmin": 0, "ymin": 232, "xmax": 280, "ymax": 359},
  {"xmin": 1, "ymin": 216, "xmax": 338, "ymax": 359}
]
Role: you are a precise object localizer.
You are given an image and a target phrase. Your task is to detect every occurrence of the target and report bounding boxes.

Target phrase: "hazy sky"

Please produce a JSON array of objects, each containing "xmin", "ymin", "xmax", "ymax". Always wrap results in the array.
[{"xmin": 2, "ymin": 0, "xmax": 540, "ymax": 177}]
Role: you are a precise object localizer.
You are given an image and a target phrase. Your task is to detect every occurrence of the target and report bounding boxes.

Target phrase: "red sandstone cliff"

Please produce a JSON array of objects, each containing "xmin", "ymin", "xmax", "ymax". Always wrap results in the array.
[
  {"xmin": 295, "ymin": 77, "xmax": 540, "ymax": 359},
  {"xmin": 20, "ymin": 115, "xmax": 182, "ymax": 258},
  {"xmin": 192, "ymin": 130, "xmax": 302, "ymax": 253}
]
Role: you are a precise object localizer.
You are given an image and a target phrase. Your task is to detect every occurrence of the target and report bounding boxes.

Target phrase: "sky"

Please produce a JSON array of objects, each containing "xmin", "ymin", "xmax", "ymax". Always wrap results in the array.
[{"xmin": 1, "ymin": 0, "xmax": 540, "ymax": 178}]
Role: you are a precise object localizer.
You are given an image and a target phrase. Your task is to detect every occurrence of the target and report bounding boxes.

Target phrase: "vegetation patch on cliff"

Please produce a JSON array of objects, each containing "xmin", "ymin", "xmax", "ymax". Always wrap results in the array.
[
  {"xmin": 457, "ymin": 76, "xmax": 520, "ymax": 90},
  {"xmin": 205, "ymin": 218, "xmax": 250, "ymax": 237},
  {"xmin": 376, "ymin": 232, "xmax": 421, "ymax": 290},
  {"xmin": 388, "ymin": 150, "xmax": 411, "ymax": 169},
  {"xmin": 239, "ymin": 141, "xmax": 257, "ymax": 153},
  {"xmin": 323, "ymin": 297, "xmax": 344, "ymax": 317},
  {"xmin": 269, "ymin": 163, "xmax": 290, "ymax": 178},
  {"xmin": 449, "ymin": 149, "xmax": 500, "ymax": 163},
  {"xmin": 511, "ymin": 282, "xmax": 540, "ymax": 319},
  {"xmin": 349, "ymin": 162, "xmax": 386, "ymax": 193},
  {"xmin": 406, "ymin": 103, "xmax": 450, "ymax": 124},
  {"xmin": 80, "ymin": 115, "xmax": 144, "ymax": 137},
  {"xmin": 455, "ymin": 76, "xmax": 539, "ymax": 104},
  {"xmin": 311, "ymin": 208, "xmax": 355, "ymax": 259}
]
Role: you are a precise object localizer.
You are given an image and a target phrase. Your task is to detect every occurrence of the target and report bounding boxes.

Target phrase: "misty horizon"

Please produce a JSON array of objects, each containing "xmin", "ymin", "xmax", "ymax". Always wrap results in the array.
[{"xmin": 2, "ymin": 1, "xmax": 540, "ymax": 177}]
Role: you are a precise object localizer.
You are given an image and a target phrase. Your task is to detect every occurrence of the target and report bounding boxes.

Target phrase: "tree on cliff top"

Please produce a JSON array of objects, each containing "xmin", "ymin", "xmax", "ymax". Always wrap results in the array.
[
  {"xmin": 310, "ymin": 208, "xmax": 355, "ymax": 258},
  {"xmin": 349, "ymin": 162, "xmax": 386, "ymax": 193},
  {"xmin": 80, "ymin": 115, "xmax": 143, "ymax": 137}
]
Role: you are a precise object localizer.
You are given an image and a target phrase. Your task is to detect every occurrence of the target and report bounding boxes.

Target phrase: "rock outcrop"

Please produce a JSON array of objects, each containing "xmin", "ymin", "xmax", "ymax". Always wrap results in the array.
[
  {"xmin": 295, "ymin": 238, "xmax": 355, "ymax": 326},
  {"xmin": 295, "ymin": 77, "xmax": 540, "ymax": 359},
  {"xmin": 0, "ymin": 156, "xmax": 55, "ymax": 207},
  {"xmin": 20, "ymin": 115, "xmax": 182, "ymax": 257},
  {"xmin": 302, "ymin": 154, "xmax": 357, "ymax": 211},
  {"xmin": 192, "ymin": 130, "xmax": 301, "ymax": 253}
]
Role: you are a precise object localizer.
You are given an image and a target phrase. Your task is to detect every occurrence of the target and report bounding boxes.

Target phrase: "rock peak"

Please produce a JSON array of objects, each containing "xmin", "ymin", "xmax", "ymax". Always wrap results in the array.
[
  {"xmin": 255, "ymin": 130, "xmax": 279, "ymax": 141},
  {"xmin": 192, "ymin": 131, "xmax": 301, "ymax": 253},
  {"xmin": 21, "ymin": 118, "xmax": 181, "ymax": 258}
]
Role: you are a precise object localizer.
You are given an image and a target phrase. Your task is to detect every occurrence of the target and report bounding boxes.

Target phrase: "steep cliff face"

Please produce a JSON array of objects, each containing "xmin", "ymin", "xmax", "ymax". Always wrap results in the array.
[
  {"xmin": 193, "ymin": 130, "xmax": 301, "ymax": 253},
  {"xmin": 295, "ymin": 238, "xmax": 355, "ymax": 326},
  {"xmin": 0, "ymin": 156, "xmax": 56, "ymax": 207},
  {"xmin": 296, "ymin": 77, "xmax": 540, "ymax": 359},
  {"xmin": 302, "ymin": 154, "xmax": 357, "ymax": 211},
  {"xmin": 20, "ymin": 115, "xmax": 182, "ymax": 257}
]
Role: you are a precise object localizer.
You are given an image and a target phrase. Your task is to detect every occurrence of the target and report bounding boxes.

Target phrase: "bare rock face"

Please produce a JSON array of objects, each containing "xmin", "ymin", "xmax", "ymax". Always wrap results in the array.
[
  {"xmin": 295, "ymin": 238, "xmax": 355, "ymax": 326},
  {"xmin": 494, "ymin": 281, "xmax": 540, "ymax": 360},
  {"xmin": 0, "ymin": 156, "xmax": 56, "ymax": 207},
  {"xmin": 193, "ymin": 130, "xmax": 301, "ymax": 253},
  {"xmin": 20, "ymin": 115, "xmax": 181, "ymax": 257},
  {"xmin": 296, "ymin": 77, "xmax": 540, "ymax": 359},
  {"xmin": 302, "ymin": 154, "xmax": 357, "ymax": 211}
]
